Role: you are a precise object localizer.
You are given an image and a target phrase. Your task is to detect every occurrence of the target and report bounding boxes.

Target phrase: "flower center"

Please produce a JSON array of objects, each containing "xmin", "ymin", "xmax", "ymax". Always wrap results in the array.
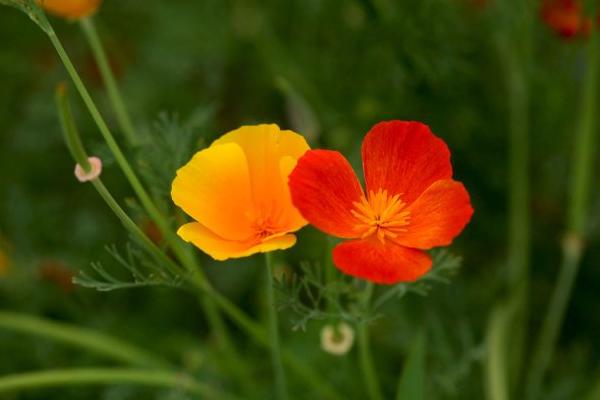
[
  {"xmin": 248, "ymin": 205, "xmax": 284, "ymax": 240},
  {"xmin": 351, "ymin": 189, "xmax": 410, "ymax": 244}
]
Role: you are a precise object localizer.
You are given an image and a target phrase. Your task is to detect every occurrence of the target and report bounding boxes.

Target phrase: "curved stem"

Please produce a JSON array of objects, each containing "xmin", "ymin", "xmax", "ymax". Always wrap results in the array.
[
  {"xmin": 79, "ymin": 17, "xmax": 139, "ymax": 146},
  {"xmin": 265, "ymin": 253, "xmax": 288, "ymax": 399},
  {"xmin": 48, "ymin": 32, "xmax": 247, "ymax": 385},
  {"xmin": 0, "ymin": 368, "xmax": 219, "ymax": 397},
  {"xmin": 47, "ymin": 27, "xmax": 196, "ymax": 283},
  {"xmin": 0, "ymin": 312, "xmax": 167, "ymax": 368},
  {"xmin": 358, "ymin": 283, "xmax": 383, "ymax": 400}
]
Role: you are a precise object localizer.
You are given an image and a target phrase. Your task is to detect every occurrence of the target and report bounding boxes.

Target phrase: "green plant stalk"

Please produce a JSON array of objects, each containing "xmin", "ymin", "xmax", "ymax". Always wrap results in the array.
[
  {"xmin": 46, "ymin": 22, "xmax": 196, "ymax": 277},
  {"xmin": 484, "ymin": 23, "xmax": 531, "ymax": 398},
  {"xmin": 0, "ymin": 312, "xmax": 166, "ymax": 368},
  {"xmin": 79, "ymin": 17, "xmax": 139, "ymax": 146},
  {"xmin": 0, "ymin": 368, "xmax": 218, "ymax": 397},
  {"xmin": 525, "ymin": 31, "xmax": 598, "ymax": 400},
  {"xmin": 358, "ymin": 283, "xmax": 383, "ymax": 400},
  {"xmin": 484, "ymin": 300, "xmax": 517, "ymax": 400},
  {"xmin": 55, "ymin": 83, "xmax": 252, "ymax": 390},
  {"xmin": 265, "ymin": 253, "xmax": 289, "ymax": 400},
  {"xmin": 56, "ymin": 84, "xmax": 182, "ymax": 277}
]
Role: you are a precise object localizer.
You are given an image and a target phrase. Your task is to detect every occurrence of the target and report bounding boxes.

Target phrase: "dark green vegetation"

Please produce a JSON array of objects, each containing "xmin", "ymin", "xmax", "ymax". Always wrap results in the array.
[{"xmin": 1, "ymin": 1, "xmax": 599, "ymax": 399}]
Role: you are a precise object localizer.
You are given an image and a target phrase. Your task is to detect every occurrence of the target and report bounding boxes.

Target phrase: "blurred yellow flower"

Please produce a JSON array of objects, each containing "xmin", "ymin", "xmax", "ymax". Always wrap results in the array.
[
  {"xmin": 171, "ymin": 124, "xmax": 309, "ymax": 260},
  {"xmin": 37, "ymin": 0, "xmax": 101, "ymax": 19}
]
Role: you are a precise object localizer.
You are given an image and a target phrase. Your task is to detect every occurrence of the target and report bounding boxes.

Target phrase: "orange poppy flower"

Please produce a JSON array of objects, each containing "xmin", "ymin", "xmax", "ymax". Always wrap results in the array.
[
  {"xmin": 541, "ymin": 0, "xmax": 591, "ymax": 39},
  {"xmin": 289, "ymin": 120, "xmax": 473, "ymax": 284},
  {"xmin": 171, "ymin": 124, "xmax": 310, "ymax": 260},
  {"xmin": 38, "ymin": 0, "xmax": 101, "ymax": 19}
]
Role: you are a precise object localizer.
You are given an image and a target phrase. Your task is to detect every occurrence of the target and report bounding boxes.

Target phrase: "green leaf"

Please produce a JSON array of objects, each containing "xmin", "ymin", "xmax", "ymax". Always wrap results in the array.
[{"xmin": 396, "ymin": 330, "xmax": 427, "ymax": 400}]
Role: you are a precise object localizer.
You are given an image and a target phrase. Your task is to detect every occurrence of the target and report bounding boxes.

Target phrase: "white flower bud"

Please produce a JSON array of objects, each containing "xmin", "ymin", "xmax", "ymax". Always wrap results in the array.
[
  {"xmin": 320, "ymin": 322, "xmax": 354, "ymax": 356},
  {"xmin": 74, "ymin": 156, "xmax": 102, "ymax": 182}
]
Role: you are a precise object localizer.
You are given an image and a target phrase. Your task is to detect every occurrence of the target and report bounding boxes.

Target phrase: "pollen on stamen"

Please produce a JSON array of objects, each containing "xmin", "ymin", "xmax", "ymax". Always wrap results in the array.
[{"xmin": 351, "ymin": 188, "xmax": 411, "ymax": 243}]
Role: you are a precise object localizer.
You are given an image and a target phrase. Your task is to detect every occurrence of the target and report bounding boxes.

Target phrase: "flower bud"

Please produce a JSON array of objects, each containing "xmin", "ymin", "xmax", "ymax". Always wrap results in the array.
[
  {"xmin": 74, "ymin": 156, "xmax": 102, "ymax": 182},
  {"xmin": 320, "ymin": 322, "xmax": 355, "ymax": 356}
]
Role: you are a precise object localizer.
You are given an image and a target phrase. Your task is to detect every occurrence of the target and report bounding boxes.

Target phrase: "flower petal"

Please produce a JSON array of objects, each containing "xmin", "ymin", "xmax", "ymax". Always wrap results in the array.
[
  {"xmin": 362, "ymin": 120, "xmax": 452, "ymax": 204},
  {"xmin": 332, "ymin": 239, "xmax": 432, "ymax": 284},
  {"xmin": 212, "ymin": 124, "xmax": 309, "ymax": 221},
  {"xmin": 393, "ymin": 179, "xmax": 473, "ymax": 249},
  {"xmin": 171, "ymin": 143, "xmax": 255, "ymax": 241},
  {"xmin": 279, "ymin": 155, "xmax": 308, "ymax": 232},
  {"xmin": 178, "ymin": 223, "xmax": 297, "ymax": 261},
  {"xmin": 39, "ymin": 0, "xmax": 101, "ymax": 19},
  {"xmin": 289, "ymin": 149, "xmax": 364, "ymax": 238}
]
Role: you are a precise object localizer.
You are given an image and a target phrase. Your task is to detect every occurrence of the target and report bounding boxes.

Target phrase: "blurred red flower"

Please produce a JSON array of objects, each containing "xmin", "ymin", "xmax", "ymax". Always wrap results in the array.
[
  {"xmin": 541, "ymin": 0, "xmax": 592, "ymax": 39},
  {"xmin": 289, "ymin": 121, "xmax": 473, "ymax": 284}
]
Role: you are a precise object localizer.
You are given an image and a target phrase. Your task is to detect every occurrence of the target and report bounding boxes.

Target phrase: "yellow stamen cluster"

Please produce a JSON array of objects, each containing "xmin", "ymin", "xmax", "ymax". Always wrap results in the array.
[{"xmin": 351, "ymin": 189, "xmax": 410, "ymax": 243}]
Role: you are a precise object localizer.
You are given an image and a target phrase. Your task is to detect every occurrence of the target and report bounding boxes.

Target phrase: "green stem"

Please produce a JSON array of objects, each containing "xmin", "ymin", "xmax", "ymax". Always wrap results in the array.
[
  {"xmin": 525, "ymin": 28, "xmax": 598, "ymax": 400},
  {"xmin": 0, "ymin": 312, "xmax": 166, "ymax": 368},
  {"xmin": 525, "ymin": 239, "xmax": 583, "ymax": 400},
  {"xmin": 55, "ymin": 84, "xmax": 182, "ymax": 278},
  {"xmin": 205, "ymin": 282, "xmax": 342, "ymax": 399},
  {"xmin": 46, "ymin": 23, "xmax": 197, "ymax": 283},
  {"xmin": 484, "ymin": 301, "xmax": 517, "ymax": 400},
  {"xmin": 485, "ymin": 11, "xmax": 532, "ymax": 396},
  {"xmin": 0, "ymin": 368, "xmax": 220, "ymax": 397},
  {"xmin": 79, "ymin": 17, "xmax": 139, "ymax": 146},
  {"xmin": 56, "ymin": 83, "xmax": 90, "ymax": 171},
  {"xmin": 48, "ymin": 29, "xmax": 249, "ymax": 386},
  {"xmin": 358, "ymin": 283, "xmax": 383, "ymax": 400},
  {"xmin": 265, "ymin": 253, "xmax": 288, "ymax": 400}
]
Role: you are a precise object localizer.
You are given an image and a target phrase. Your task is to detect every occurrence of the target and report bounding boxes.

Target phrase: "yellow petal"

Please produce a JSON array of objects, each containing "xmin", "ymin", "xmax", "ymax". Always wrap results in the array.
[
  {"xmin": 171, "ymin": 142, "xmax": 255, "ymax": 241},
  {"xmin": 178, "ymin": 223, "xmax": 297, "ymax": 261},
  {"xmin": 212, "ymin": 124, "xmax": 310, "ymax": 230}
]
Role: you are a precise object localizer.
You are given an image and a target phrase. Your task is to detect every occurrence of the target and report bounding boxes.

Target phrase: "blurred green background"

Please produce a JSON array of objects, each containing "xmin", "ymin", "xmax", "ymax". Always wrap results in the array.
[{"xmin": 1, "ymin": 1, "xmax": 599, "ymax": 399}]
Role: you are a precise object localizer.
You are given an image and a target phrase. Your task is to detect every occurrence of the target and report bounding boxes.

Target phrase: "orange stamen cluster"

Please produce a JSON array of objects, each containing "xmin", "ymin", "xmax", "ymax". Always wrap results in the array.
[{"xmin": 351, "ymin": 189, "xmax": 410, "ymax": 243}]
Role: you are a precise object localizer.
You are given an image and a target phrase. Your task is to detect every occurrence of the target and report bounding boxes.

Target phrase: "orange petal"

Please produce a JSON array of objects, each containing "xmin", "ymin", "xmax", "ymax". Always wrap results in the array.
[
  {"xmin": 178, "ymin": 223, "xmax": 296, "ymax": 261},
  {"xmin": 38, "ymin": 0, "xmax": 101, "ymax": 19},
  {"xmin": 212, "ymin": 125, "xmax": 309, "ymax": 233},
  {"xmin": 362, "ymin": 121, "xmax": 452, "ymax": 204},
  {"xmin": 171, "ymin": 143, "xmax": 255, "ymax": 241},
  {"xmin": 289, "ymin": 149, "xmax": 365, "ymax": 238},
  {"xmin": 393, "ymin": 179, "xmax": 474, "ymax": 249},
  {"xmin": 332, "ymin": 239, "xmax": 432, "ymax": 284}
]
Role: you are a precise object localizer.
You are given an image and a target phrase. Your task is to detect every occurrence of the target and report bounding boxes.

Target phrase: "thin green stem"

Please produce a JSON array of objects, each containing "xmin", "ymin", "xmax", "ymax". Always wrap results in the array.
[
  {"xmin": 265, "ymin": 253, "xmax": 288, "ymax": 400},
  {"xmin": 56, "ymin": 83, "xmax": 90, "ymax": 171},
  {"xmin": 0, "ymin": 312, "xmax": 166, "ymax": 368},
  {"xmin": 47, "ymin": 28, "xmax": 248, "ymax": 385},
  {"xmin": 485, "ymin": 9, "xmax": 532, "ymax": 396},
  {"xmin": 525, "ymin": 28, "xmax": 598, "ymax": 400},
  {"xmin": 0, "ymin": 368, "xmax": 220, "ymax": 397},
  {"xmin": 525, "ymin": 240, "xmax": 583, "ymax": 400},
  {"xmin": 55, "ymin": 84, "xmax": 182, "ymax": 277},
  {"xmin": 358, "ymin": 283, "xmax": 383, "ymax": 400},
  {"xmin": 47, "ymin": 28, "xmax": 195, "ymax": 276},
  {"xmin": 79, "ymin": 17, "xmax": 139, "ymax": 146}
]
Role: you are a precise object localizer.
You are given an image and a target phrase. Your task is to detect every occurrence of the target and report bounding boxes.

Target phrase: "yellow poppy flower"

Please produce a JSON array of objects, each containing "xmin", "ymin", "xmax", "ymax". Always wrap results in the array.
[
  {"xmin": 37, "ymin": 0, "xmax": 101, "ymax": 19},
  {"xmin": 171, "ymin": 124, "xmax": 310, "ymax": 260}
]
